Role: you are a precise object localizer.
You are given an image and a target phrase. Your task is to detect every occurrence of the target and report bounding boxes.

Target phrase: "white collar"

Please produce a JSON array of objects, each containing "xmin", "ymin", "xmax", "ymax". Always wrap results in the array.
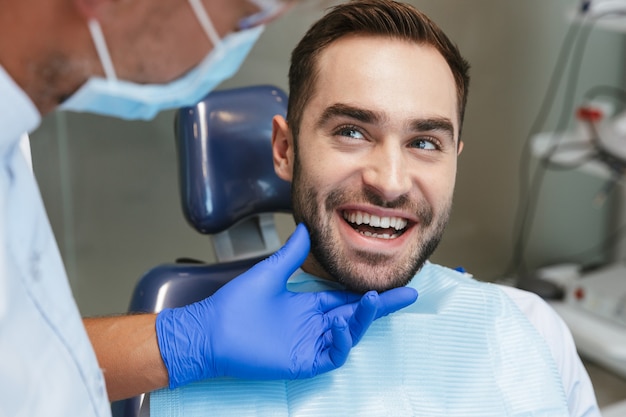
[{"xmin": 0, "ymin": 65, "xmax": 41, "ymax": 157}]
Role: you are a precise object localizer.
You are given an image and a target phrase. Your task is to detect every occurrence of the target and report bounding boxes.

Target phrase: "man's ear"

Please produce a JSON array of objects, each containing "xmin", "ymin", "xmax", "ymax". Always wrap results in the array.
[
  {"xmin": 272, "ymin": 115, "xmax": 295, "ymax": 182},
  {"xmin": 457, "ymin": 140, "xmax": 464, "ymax": 156}
]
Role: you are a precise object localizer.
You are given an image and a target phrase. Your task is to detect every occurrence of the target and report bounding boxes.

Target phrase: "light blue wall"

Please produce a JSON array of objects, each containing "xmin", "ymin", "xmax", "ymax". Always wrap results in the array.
[{"xmin": 30, "ymin": 0, "xmax": 626, "ymax": 316}]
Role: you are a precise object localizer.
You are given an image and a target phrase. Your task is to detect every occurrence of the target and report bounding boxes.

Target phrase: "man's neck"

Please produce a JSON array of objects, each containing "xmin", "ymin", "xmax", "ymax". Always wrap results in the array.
[{"xmin": 300, "ymin": 256, "xmax": 336, "ymax": 283}]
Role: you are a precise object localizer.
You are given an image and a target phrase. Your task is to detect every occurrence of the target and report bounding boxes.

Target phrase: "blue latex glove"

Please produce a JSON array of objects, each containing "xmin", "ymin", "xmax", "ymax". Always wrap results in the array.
[{"xmin": 156, "ymin": 223, "xmax": 418, "ymax": 388}]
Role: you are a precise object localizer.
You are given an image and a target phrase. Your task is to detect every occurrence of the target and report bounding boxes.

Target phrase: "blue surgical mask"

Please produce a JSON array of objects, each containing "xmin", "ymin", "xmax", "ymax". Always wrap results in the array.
[{"xmin": 60, "ymin": 0, "xmax": 264, "ymax": 120}]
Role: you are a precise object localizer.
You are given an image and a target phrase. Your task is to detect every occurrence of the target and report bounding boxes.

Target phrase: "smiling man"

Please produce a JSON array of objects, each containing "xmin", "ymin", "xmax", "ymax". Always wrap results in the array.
[
  {"xmin": 149, "ymin": 1, "xmax": 601, "ymax": 416},
  {"xmin": 270, "ymin": 0, "xmax": 599, "ymax": 415}
]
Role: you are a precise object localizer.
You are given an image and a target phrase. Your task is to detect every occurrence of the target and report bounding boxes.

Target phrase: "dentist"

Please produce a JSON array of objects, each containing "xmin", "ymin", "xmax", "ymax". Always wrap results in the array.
[{"xmin": 0, "ymin": 0, "xmax": 418, "ymax": 415}]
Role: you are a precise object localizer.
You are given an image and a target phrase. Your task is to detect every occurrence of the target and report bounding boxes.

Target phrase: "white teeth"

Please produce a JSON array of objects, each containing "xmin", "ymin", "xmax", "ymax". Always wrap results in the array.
[
  {"xmin": 370, "ymin": 215, "xmax": 381, "ymax": 227},
  {"xmin": 380, "ymin": 217, "xmax": 390, "ymax": 228},
  {"xmin": 361, "ymin": 231, "xmax": 395, "ymax": 239},
  {"xmin": 342, "ymin": 210, "xmax": 408, "ymax": 231}
]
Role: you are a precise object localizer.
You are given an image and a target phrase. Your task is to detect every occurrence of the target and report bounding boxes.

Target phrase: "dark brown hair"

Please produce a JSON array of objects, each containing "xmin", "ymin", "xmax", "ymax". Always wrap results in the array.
[{"xmin": 287, "ymin": 0, "xmax": 470, "ymax": 140}]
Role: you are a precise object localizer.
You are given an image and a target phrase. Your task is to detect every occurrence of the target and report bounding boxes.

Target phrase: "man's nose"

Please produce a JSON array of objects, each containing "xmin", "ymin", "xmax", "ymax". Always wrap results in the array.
[{"xmin": 361, "ymin": 144, "xmax": 412, "ymax": 202}]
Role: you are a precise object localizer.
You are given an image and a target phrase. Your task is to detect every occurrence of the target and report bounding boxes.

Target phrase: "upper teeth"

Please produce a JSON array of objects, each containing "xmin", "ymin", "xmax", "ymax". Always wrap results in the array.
[{"xmin": 343, "ymin": 210, "xmax": 408, "ymax": 230}]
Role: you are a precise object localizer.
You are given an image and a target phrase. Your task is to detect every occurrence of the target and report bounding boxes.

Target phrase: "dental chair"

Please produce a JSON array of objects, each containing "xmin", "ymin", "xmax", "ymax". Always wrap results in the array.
[{"xmin": 112, "ymin": 85, "xmax": 292, "ymax": 417}]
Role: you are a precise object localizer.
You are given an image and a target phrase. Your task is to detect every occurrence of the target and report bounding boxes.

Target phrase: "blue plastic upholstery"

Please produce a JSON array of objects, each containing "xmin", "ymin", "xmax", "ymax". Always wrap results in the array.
[
  {"xmin": 128, "ymin": 256, "xmax": 267, "ymax": 313},
  {"xmin": 176, "ymin": 85, "xmax": 292, "ymax": 235}
]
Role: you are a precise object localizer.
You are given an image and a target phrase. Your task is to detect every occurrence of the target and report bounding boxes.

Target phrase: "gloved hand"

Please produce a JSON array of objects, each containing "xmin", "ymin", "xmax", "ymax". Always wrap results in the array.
[{"xmin": 156, "ymin": 223, "xmax": 418, "ymax": 388}]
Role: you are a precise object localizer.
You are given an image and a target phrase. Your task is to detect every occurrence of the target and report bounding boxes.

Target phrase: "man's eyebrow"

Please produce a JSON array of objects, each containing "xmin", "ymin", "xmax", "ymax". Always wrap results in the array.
[
  {"xmin": 317, "ymin": 103, "xmax": 457, "ymax": 142},
  {"xmin": 410, "ymin": 118, "xmax": 455, "ymax": 137},
  {"xmin": 316, "ymin": 103, "xmax": 383, "ymax": 128},
  {"xmin": 410, "ymin": 117, "xmax": 457, "ymax": 145}
]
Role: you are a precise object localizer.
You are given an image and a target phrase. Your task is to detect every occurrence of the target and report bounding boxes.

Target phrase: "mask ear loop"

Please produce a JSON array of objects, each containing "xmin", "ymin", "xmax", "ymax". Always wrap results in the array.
[
  {"xmin": 187, "ymin": 0, "xmax": 222, "ymax": 50},
  {"xmin": 238, "ymin": 0, "xmax": 285, "ymax": 30},
  {"xmin": 87, "ymin": 19, "xmax": 117, "ymax": 81}
]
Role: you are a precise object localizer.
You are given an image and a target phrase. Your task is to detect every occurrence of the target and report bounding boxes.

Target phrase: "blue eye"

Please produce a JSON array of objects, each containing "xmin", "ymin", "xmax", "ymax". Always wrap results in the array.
[
  {"xmin": 337, "ymin": 127, "xmax": 365, "ymax": 140},
  {"xmin": 411, "ymin": 138, "xmax": 438, "ymax": 150}
]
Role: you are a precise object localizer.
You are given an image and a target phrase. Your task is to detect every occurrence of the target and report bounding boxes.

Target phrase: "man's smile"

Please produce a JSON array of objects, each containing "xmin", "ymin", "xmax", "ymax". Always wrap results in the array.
[{"xmin": 342, "ymin": 209, "xmax": 409, "ymax": 240}]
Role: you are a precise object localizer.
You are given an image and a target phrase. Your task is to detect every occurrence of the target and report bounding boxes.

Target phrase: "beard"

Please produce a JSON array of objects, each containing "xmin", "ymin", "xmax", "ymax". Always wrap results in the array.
[{"xmin": 291, "ymin": 156, "xmax": 452, "ymax": 294}]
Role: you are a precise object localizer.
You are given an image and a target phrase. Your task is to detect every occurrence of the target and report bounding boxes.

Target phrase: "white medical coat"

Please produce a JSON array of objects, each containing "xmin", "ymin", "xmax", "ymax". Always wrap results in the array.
[{"xmin": 0, "ymin": 65, "xmax": 111, "ymax": 417}]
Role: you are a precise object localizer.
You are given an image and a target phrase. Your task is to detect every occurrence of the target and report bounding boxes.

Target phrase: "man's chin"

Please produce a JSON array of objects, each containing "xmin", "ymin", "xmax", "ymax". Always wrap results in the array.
[
  {"xmin": 307, "ymin": 226, "xmax": 433, "ymax": 293},
  {"xmin": 336, "ymin": 265, "xmax": 418, "ymax": 294}
]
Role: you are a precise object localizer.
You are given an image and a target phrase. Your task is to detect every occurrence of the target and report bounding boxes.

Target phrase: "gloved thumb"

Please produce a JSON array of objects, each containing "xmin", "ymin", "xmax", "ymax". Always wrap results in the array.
[{"xmin": 260, "ymin": 223, "xmax": 310, "ymax": 283}]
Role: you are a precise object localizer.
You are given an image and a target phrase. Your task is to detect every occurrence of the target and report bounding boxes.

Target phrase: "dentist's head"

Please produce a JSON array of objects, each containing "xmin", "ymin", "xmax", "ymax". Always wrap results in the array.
[{"xmin": 1, "ymin": 0, "xmax": 294, "ymax": 118}]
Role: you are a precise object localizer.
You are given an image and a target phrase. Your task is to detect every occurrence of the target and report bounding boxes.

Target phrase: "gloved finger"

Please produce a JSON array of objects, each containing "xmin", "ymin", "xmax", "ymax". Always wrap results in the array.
[
  {"xmin": 320, "ymin": 288, "xmax": 418, "ymax": 351},
  {"xmin": 247, "ymin": 223, "xmax": 311, "ymax": 291},
  {"xmin": 313, "ymin": 290, "xmax": 362, "ymax": 313},
  {"xmin": 317, "ymin": 316, "xmax": 351, "ymax": 375},
  {"xmin": 375, "ymin": 287, "xmax": 418, "ymax": 319},
  {"xmin": 316, "ymin": 298, "xmax": 361, "ymax": 351},
  {"xmin": 347, "ymin": 291, "xmax": 378, "ymax": 346}
]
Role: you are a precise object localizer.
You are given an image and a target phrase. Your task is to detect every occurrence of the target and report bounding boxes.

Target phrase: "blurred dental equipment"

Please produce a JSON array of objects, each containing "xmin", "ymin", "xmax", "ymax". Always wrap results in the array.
[
  {"xmin": 507, "ymin": 3, "xmax": 626, "ymax": 413},
  {"xmin": 579, "ymin": 0, "xmax": 626, "ymax": 16}
]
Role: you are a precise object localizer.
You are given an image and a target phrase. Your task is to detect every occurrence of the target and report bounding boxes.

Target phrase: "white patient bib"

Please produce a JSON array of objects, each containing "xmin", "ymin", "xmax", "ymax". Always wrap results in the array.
[{"xmin": 151, "ymin": 263, "xmax": 569, "ymax": 417}]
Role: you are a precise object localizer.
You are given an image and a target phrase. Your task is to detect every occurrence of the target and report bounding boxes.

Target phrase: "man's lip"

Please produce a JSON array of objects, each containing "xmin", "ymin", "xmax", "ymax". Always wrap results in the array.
[{"xmin": 338, "ymin": 204, "xmax": 419, "ymax": 223}]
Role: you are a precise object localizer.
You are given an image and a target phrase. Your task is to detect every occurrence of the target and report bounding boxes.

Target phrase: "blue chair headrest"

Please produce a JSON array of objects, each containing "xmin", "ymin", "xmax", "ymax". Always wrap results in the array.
[{"xmin": 175, "ymin": 85, "xmax": 292, "ymax": 235}]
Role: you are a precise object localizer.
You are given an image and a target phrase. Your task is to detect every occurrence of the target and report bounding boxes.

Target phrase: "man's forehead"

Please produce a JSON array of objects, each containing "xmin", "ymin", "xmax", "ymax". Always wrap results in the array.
[{"xmin": 306, "ymin": 35, "xmax": 460, "ymax": 136}]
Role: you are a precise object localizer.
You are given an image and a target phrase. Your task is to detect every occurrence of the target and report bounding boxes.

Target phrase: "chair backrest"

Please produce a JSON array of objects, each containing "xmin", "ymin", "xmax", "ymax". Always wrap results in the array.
[
  {"xmin": 114, "ymin": 85, "xmax": 292, "ymax": 417},
  {"xmin": 176, "ymin": 84, "xmax": 292, "ymax": 262}
]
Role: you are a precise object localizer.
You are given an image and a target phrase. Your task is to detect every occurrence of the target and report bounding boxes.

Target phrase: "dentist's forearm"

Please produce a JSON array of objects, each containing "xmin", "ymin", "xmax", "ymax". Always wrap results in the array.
[{"xmin": 84, "ymin": 315, "xmax": 169, "ymax": 401}]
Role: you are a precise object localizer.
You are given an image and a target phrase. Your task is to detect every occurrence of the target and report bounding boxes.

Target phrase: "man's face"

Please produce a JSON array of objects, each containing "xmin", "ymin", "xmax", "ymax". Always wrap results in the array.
[{"xmin": 273, "ymin": 35, "xmax": 463, "ymax": 293}]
